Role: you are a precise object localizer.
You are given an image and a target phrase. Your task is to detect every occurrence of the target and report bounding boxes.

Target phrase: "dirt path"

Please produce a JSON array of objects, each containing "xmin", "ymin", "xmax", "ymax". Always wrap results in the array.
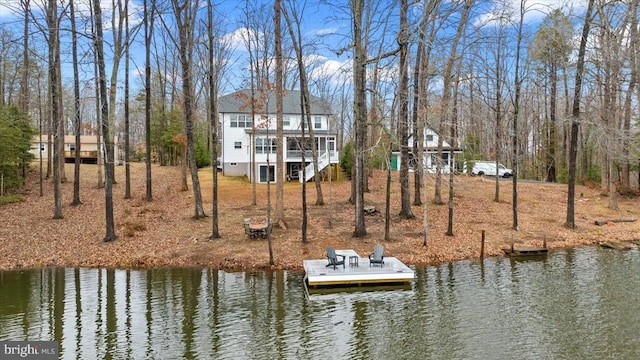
[{"xmin": 1, "ymin": 163, "xmax": 638, "ymax": 271}]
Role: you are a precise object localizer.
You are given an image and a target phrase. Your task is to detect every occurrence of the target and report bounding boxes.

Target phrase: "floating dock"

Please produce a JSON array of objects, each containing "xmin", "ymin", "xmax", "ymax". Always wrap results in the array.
[
  {"xmin": 502, "ymin": 246, "xmax": 549, "ymax": 257},
  {"xmin": 303, "ymin": 249, "xmax": 415, "ymax": 288}
]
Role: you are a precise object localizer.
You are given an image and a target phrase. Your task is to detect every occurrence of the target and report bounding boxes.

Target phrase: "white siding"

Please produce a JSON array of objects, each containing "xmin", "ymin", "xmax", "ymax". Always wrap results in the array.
[{"xmin": 221, "ymin": 113, "xmax": 251, "ymax": 166}]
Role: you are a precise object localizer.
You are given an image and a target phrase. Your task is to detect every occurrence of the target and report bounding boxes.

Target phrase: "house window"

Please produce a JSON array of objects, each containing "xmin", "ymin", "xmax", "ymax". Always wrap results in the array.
[
  {"xmin": 255, "ymin": 138, "xmax": 276, "ymax": 154},
  {"xmin": 234, "ymin": 141, "xmax": 242, "ymax": 149},
  {"xmin": 284, "ymin": 116, "xmax": 291, "ymax": 127},
  {"xmin": 289, "ymin": 163, "xmax": 300, "ymax": 179},
  {"xmin": 259, "ymin": 165, "xmax": 275, "ymax": 183},
  {"xmin": 288, "ymin": 137, "xmax": 312, "ymax": 151},
  {"xmin": 231, "ymin": 115, "xmax": 253, "ymax": 128},
  {"xmin": 430, "ymin": 152, "xmax": 449, "ymax": 166},
  {"xmin": 426, "ymin": 134, "xmax": 434, "ymax": 142},
  {"xmin": 314, "ymin": 116, "xmax": 322, "ymax": 129}
]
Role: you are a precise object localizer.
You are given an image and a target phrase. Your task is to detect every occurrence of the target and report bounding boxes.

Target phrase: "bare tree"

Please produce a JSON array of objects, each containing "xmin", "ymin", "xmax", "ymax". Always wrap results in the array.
[
  {"xmin": 89, "ymin": 0, "xmax": 104, "ymax": 189},
  {"xmin": 103, "ymin": 0, "xmax": 128, "ymax": 186},
  {"xmin": 397, "ymin": 0, "xmax": 414, "ymax": 219},
  {"xmin": 274, "ymin": 0, "xmax": 285, "ymax": 229},
  {"xmin": 352, "ymin": 0, "xmax": 367, "ymax": 237},
  {"xmin": 207, "ymin": 0, "xmax": 220, "ymax": 239},
  {"xmin": 20, "ymin": 0, "xmax": 30, "ymax": 181},
  {"xmin": 511, "ymin": 0, "xmax": 527, "ymax": 230},
  {"xmin": 144, "ymin": 0, "xmax": 154, "ymax": 201},
  {"xmin": 620, "ymin": 0, "xmax": 638, "ymax": 194},
  {"xmin": 123, "ymin": 0, "xmax": 131, "ymax": 199},
  {"xmin": 434, "ymin": 0, "xmax": 474, "ymax": 205},
  {"xmin": 68, "ymin": 0, "xmax": 82, "ymax": 206},
  {"xmin": 411, "ymin": 3, "xmax": 427, "ymax": 208},
  {"xmin": 566, "ymin": 0, "xmax": 595, "ymax": 228},
  {"xmin": 240, "ymin": 0, "xmax": 272, "ymax": 204},
  {"xmin": 282, "ymin": 0, "xmax": 324, "ymax": 206},
  {"xmin": 168, "ymin": 0, "xmax": 206, "ymax": 218},
  {"xmin": 46, "ymin": 0, "xmax": 63, "ymax": 219},
  {"xmin": 417, "ymin": 0, "xmax": 441, "ymax": 246},
  {"xmin": 93, "ymin": 0, "xmax": 117, "ymax": 241}
]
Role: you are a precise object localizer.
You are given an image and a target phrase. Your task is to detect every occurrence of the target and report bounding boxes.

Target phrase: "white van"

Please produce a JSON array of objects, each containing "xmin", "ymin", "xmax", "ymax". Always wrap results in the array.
[{"xmin": 471, "ymin": 161, "xmax": 512, "ymax": 178}]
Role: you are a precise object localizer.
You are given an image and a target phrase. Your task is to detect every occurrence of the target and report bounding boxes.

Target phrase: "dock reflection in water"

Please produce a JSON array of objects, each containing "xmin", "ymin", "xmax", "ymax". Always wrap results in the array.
[{"xmin": 2, "ymin": 247, "xmax": 640, "ymax": 359}]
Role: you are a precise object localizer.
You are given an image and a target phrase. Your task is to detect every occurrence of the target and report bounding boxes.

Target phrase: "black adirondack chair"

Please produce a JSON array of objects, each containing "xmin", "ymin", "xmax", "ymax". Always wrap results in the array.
[
  {"xmin": 326, "ymin": 247, "xmax": 346, "ymax": 270},
  {"xmin": 368, "ymin": 245, "xmax": 385, "ymax": 267}
]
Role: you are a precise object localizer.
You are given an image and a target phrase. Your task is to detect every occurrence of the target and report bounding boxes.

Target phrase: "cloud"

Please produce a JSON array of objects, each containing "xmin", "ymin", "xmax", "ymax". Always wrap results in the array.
[
  {"xmin": 308, "ymin": 56, "xmax": 352, "ymax": 83},
  {"xmin": 223, "ymin": 27, "xmax": 265, "ymax": 53},
  {"xmin": 312, "ymin": 26, "xmax": 339, "ymax": 36},
  {"xmin": 0, "ymin": 0, "xmax": 24, "ymax": 18},
  {"xmin": 475, "ymin": 0, "xmax": 590, "ymax": 27}
]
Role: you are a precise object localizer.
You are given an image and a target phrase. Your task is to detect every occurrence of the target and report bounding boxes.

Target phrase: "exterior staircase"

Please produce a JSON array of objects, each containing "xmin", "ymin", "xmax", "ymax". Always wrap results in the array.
[{"xmin": 300, "ymin": 152, "xmax": 330, "ymax": 182}]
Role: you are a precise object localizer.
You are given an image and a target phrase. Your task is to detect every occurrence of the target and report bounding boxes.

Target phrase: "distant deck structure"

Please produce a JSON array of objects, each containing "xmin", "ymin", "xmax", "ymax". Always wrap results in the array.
[{"xmin": 303, "ymin": 249, "xmax": 415, "ymax": 289}]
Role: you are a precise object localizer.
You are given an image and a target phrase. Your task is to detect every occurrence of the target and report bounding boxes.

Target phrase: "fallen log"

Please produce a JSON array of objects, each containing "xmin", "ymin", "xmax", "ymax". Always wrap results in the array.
[
  {"xmin": 594, "ymin": 217, "xmax": 637, "ymax": 226},
  {"xmin": 600, "ymin": 241, "xmax": 640, "ymax": 250}
]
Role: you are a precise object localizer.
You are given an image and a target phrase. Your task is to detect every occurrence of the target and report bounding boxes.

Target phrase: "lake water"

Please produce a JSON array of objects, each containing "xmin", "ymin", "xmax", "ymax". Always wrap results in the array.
[{"xmin": 2, "ymin": 246, "xmax": 640, "ymax": 359}]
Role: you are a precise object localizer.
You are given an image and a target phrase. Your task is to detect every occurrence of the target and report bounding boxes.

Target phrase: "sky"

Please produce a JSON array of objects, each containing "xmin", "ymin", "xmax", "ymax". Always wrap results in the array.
[{"xmin": 0, "ymin": 0, "xmax": 589, "ymax": 96}]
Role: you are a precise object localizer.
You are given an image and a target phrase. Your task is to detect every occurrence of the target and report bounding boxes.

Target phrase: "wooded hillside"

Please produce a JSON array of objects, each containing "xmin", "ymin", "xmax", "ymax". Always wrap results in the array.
[{"xmin": 0, "ymin": 163, "xmax": 638, "ymax": 271}]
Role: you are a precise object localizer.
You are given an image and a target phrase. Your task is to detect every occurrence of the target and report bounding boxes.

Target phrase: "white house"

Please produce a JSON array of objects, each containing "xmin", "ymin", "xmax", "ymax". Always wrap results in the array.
[
  {"xmin": 218, "ymin": 89, "xmax": 339, "ymax": 183},
  {"xmin": 392, "ymin": 126, "xmax": 462, "ymax": 173}
]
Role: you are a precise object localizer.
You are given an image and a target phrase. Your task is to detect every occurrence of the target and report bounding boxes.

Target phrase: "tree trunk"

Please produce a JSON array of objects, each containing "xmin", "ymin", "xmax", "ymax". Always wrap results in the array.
[
  {"xmin": 280, "ymin": 1, "xmax": 324, "ymax": 210},
  {"xmin": 144, "ymin": 0, "xmax": 153, "ymax": 201},
  {"xmin": 447, "ymin": 47, "xmax": 464, "ymax": 237},
  {"xmin": 106, "ymin": 0, "xmax": 126, "ymax": 186},
  {"xmin": 412, "ymin": 7, "xmax": 427, "ymax": 207},
  {"xmin": 124, "ymin": 0, "xmax": 131, "ymax": 200},
  {"xmin": 207, "ymin": 0, "xmax": 220, "ymax": 239},
  {"xmin": 47, "ymin": 0, "xmax": 63, "ymax": 219},
  {"xmin": 546, "ymin": 62, "xmax": 557, "ymax": 183},
  {"xmin": 352, "ymin": 0, "xmax": 366, "ymax": 237},
  {"xmin": 434, "ymin": 0, "xmax": 473, "ymax": 205},
  {"xmin": 93, "ymin": 0, "xmax": 117, "ymax": 241},
  {"xmin": 566, "ymin": 0, "xmax": 595, "ymax": 228},
  {"xmin": 398, "ymin": 0, "xmax": 414, "ymax": 219},
  {"xmin": 172, "ymin": 0, "xmax": 206, "ymax": 219},
  {"xmin": 620, "ymin": 0, "xmax": 638, "ymax": 194},
  {"xmin": 385, "ymin": 164, "xmax": 391, "ymax": 241},
  {"xmin": 300, "ymin": 94, "xmax": 308, "ymax": 243},
  {"xmin": 494, "ymin": 32, "xmax": 503, "ymax": 203},
  {"xmin": 418, "ymin": 0, "xmax": 440, "ymax": 246},
  {"xmin": 274, "ymin": 0, "xmax": 285, "ymax": 227},
  {"xmin": 512, "ymin": 0, "xmax": 526, "ymax": 231},
  {"xmin": 69, "ymin": 0, "xmax": 82, "ymax": 206}
]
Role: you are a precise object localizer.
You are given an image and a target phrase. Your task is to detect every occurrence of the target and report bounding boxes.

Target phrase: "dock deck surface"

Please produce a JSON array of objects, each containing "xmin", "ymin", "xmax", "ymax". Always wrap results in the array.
[
  {"xmin": 304, "ymin": 249, "xmax": 415, "ymax": 288},
  {"xmin": 502, "ymin": 246, "xmax": 549, "ymax": 257}
]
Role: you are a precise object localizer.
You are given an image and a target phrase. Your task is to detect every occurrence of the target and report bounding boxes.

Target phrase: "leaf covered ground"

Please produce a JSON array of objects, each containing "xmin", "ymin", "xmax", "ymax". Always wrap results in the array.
[{"xmin": 1, "ymin": 163, "xmax": 639, "ymax": 271}]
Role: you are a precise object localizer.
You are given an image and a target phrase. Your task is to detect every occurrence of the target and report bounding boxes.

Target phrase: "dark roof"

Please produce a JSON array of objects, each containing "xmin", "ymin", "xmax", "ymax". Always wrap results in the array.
[{"xmin": 218, "ymin": 89, "xmax": 333, "ymax": 115}]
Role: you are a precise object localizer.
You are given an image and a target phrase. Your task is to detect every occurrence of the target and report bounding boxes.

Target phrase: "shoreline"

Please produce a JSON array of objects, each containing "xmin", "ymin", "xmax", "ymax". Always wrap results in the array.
[{"xmin": 0, "ymin": 239, "xmax": 607, "ymax": 273}]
